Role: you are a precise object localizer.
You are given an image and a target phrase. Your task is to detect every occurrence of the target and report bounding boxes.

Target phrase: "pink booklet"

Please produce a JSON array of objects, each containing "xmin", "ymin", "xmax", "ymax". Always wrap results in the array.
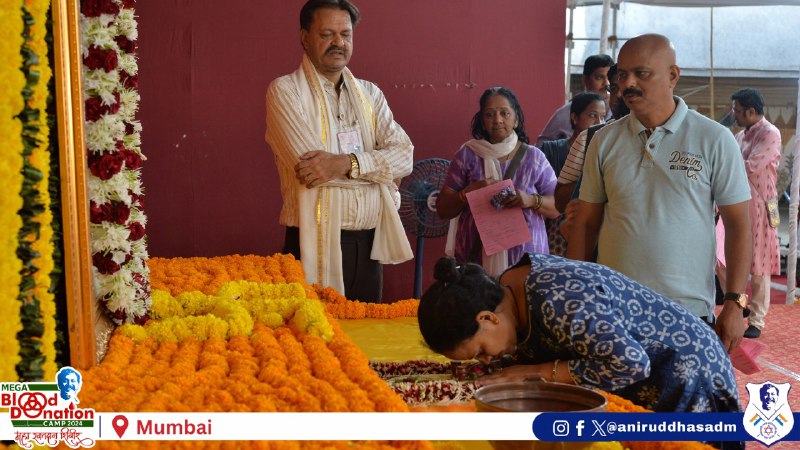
[
  {"xmin": 730, "ymin": 339, "xmax": 767, "ymax": 375},
  {"xmin": 465, "ymin": 179, "xmax": 531, "ymax": 256}
]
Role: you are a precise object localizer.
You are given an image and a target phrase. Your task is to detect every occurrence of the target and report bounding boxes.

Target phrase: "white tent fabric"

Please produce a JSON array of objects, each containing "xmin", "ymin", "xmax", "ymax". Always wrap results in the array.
[
  {"xmin": 788, "ymin": 78, "xmax": 800, "ymax": 303},
  {"xmin": 570, "ymin": 0, "xmax": 800, "ymax": 6}
]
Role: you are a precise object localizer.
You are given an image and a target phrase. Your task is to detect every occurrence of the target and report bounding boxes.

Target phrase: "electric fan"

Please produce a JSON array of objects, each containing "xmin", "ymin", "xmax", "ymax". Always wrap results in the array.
[{"xmin": 398, "ymin": 158, "xmax": 451, "ymax": 298}]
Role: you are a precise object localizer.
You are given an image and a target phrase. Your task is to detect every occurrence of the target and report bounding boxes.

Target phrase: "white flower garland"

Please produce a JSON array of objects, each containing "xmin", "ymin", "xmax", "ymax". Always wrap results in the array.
[
  {"xmin": 371, "ymin": 360, "xmax": 482, "ymax": 406},
  {"xmin": 80, "ymin": 0, "xmax": 150, "ymax": 324}
]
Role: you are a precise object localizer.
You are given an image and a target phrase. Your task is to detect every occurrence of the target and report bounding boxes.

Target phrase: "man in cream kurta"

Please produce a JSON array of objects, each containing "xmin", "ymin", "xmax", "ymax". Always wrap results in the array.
[{"xmin": 265, "ymin": 0, "xmax": 413, "ymax": 302}]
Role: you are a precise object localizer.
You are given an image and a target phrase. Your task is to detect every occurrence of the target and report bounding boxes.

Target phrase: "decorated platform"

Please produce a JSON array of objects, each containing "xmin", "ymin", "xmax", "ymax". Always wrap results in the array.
[{"xmin": 8, "ymin": 253, "xmax": 711, "ymax": 450}]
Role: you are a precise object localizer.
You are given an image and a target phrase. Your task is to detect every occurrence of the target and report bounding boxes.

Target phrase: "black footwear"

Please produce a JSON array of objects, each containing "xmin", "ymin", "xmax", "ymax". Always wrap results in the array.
[{"xmin": 744, "ymin": 325, "xmax": 761, "ymax": 339}]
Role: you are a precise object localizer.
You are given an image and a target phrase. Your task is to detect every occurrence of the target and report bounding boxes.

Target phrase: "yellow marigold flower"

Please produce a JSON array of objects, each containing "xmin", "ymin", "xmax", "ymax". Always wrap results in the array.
[
  {"xmin": 216, "ymin": 280, "xmax": 244, "ymax": 299},
  {"xmin": 149, "ymin": 290, "xmax": 183, "ymax": 319},
  {"xmin": 118, "ymin": 324, "xmax": 149, "ymax": 342},
  {"xmin": 211, "ymin": 300, "xmax": 253, "ymax": 337},
  {"xmin": 293, "ymin": 303, "xmax": 334, "ymax": 342},
  {"xmin": 260, "ymin": 312, "xmax": 285, "ymax": 328}
]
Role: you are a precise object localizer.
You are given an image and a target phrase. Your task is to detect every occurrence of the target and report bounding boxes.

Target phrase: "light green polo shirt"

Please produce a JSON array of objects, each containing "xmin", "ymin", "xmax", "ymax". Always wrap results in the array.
[{"xmin": 580, "ymin": 97, "xmax": 751, "ymax": 317}]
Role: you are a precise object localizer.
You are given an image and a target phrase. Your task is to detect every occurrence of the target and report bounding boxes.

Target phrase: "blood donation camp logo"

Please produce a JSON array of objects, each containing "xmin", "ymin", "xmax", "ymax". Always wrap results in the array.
[
  {"xmin": 743, "ymin": 382, "xmax": 794, "ymax": 446},
  {"xmin": 1, "ymin": 366, "xmax": 95, "ymax": 449}
]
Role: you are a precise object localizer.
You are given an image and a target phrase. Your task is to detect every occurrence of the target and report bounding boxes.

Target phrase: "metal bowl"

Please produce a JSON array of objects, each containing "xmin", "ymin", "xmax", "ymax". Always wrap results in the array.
[
  {"xmin": 475, "ymin": 381, "xmax": 607, "ymax": 413},
  {"xmin": 475, "ymin": 382, "xmax": 607, "ymax": 450}
]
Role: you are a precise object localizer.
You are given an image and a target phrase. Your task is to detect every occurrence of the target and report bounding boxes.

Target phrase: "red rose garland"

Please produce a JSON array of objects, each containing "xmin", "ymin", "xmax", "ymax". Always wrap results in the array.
[{"xmin": 81, "ymin": 0, "xmax": 150, "ymax": 324}]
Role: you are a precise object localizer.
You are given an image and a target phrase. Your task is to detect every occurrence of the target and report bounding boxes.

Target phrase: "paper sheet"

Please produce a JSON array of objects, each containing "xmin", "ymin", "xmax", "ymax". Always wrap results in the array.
[
  {"xmin": 730, "ymin": 339, "xmax": 767, "ymax": 375},
  {"xmin": 466, "ymin": 179, "xmax": 531, "ymax": 256}
]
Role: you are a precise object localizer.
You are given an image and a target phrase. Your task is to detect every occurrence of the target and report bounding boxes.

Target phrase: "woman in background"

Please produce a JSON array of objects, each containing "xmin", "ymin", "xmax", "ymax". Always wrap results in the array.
[
  {"xmin": 539, "ymin": 91, "xmax": 606, "ymax": 256},
  {"xmin": 437, "ymin": 87, "xmax": 559, "ymax": 277}
]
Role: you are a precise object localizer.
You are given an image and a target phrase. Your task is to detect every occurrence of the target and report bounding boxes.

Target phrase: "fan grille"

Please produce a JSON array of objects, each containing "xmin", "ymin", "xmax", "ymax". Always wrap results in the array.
[{"xmin": 398, "ymin": 158, "xmax": 451, "ymax": 238}]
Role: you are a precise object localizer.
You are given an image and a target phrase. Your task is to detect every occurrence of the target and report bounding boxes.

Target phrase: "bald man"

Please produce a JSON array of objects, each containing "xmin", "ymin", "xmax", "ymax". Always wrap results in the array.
[{"xmin": 566, "ymin": 34, "xmax": 753, "ymax": 354}]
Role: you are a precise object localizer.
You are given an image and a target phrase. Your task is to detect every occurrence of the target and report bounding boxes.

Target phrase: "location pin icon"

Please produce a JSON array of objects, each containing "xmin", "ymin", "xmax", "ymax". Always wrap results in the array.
[{"xmin": 112, "ymin": 415, "xmax": 129, "ymax": 438}]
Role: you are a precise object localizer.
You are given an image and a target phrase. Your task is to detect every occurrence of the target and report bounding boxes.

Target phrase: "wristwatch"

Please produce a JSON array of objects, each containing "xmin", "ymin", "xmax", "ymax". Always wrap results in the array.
[
  {"xmin": 723, "ymin": 292, "xmax": 751, "ymax": 317},
  {"xmin": 347, "ymin": 153, "xmax": 360, "ymax": 179}
]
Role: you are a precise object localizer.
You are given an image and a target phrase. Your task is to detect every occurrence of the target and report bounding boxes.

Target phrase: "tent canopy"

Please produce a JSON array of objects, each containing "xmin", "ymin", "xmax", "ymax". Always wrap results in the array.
[
  {"xmin": 567, "ymin": 2, "xmax": 800, "ymax": 77},
  {"xmin": 569, "ymin": 0, "xmax": 800, "ymax": 6}
]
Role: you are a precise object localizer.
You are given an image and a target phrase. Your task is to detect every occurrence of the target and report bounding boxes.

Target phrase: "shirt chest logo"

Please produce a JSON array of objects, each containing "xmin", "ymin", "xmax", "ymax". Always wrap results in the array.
[{"xmin": 668, "ymin": 150, "xmax": 703, "ymax": 180}]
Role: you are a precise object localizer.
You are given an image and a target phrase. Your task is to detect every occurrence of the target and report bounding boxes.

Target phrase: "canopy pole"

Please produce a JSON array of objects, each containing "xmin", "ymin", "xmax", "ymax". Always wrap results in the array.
[
  {"xmin": 709, "ymin": 7, "xmax": 715, "ymax": 119},
  {"xmin": 611, "ymin": 3, "xmax": 619, "ymax": 59},
  {"xmin": 600, "ymin": 0, "xmax": 611, "ymax": 55},
  {"xmin": 566, "ymin": 4, "xmax": 575, "ymax": 102},
  {"xmin": 787, "ymin": 72, "xmax": 800, "ymax": 303}
]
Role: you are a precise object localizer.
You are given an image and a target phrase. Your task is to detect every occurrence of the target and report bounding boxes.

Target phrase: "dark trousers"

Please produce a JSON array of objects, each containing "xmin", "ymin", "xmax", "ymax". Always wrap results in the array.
[{"xmin": 283, "ymin": 226, "xmax": 383, "ymax": 303}]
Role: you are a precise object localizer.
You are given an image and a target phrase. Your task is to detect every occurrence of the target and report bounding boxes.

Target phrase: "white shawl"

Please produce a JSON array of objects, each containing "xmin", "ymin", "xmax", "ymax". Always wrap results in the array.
[
  {"xmin": 444, "ymin": 132, "xmax": 519, "ymax": 277},
  {"xmin": 290, "ymin": 55, "xmax": 412, "ymax": 293}
]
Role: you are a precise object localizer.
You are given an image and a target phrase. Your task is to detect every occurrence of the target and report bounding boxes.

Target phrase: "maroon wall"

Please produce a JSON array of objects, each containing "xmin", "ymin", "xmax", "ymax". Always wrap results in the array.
[{"xmin": 138, "ymin": 0, "xmax": 567, "ymax": 301}]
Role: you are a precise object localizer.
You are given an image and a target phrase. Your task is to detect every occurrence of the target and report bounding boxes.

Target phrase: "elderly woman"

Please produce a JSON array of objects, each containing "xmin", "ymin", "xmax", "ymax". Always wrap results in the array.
[
  {"xmin": 418, "ymin": 254, "xmax": 742, "ymax": 425},
  {"xmin": 437, "ymin": 87, "xmax": 559, "ymax": 276}
]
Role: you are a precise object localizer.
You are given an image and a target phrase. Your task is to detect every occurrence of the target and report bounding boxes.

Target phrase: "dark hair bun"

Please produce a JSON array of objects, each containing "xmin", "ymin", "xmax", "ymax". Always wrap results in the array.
[{"xmin": 433, "ymin": 256, "xmax": 460, "ymax": 284}]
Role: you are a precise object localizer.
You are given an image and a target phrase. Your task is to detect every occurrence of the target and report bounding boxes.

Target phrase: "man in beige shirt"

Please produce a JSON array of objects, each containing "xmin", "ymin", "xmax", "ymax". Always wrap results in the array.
[{"xmin": 266, "ymin": 0, "xmax": 413, "ymax": 302}]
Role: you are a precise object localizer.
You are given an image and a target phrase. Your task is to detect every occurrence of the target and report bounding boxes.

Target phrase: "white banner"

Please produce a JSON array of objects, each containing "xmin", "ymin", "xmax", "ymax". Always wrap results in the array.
[{"xmin": 1, "ymin": 412, "xmax": 541, "ymax": 442}]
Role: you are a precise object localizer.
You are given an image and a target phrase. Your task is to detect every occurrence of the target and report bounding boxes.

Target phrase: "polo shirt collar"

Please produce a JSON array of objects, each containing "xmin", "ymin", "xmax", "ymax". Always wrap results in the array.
[{"xmin": 629, "ymin": 96, "xmax": 688, "ymax": 135}]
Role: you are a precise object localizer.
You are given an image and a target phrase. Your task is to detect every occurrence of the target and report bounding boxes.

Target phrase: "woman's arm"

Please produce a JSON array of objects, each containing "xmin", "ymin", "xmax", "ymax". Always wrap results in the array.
[
  {"xmin": 533, "ymin": 194, "xmax": 560, "ymax": 219},
  {"xmin": 436, "ymin": 186, "xmax": 466, "ymax": 220},
  {"xmin": 437, "ymin": 179, "xmax": 496, "ymax": 219},
  {"xmin": 478, "ymin": 360, "xmax": 576, "ymax": 385},
  {"xmin": 498, "ymin": 192, "xmax": 560, "ymax": 219}
]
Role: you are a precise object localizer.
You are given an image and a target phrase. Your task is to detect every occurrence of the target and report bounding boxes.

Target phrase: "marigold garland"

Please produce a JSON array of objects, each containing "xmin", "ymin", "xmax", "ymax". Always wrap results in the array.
[
  {"xmin": 148, "ymin": 254, "xmax": 312, "ymax": 297},
  {"xmin": 79, "ymin": 319, "xmax": 429, "ymax": 449},
  {"xmin": 0, "ymin": 0, "xmax": 27, "ymax": 383},
  {"xmin": 148, "ymin": 254, "xmax": 420, "ymax": 320},
  {"xmin": 120, "ymin": 281, "xmax": 333, "ymax": 343},
  {"xmin": 315, "ymin": 285, "xmax": 419, "ymax": 319},
  {"xmin": 15, "ymin": 0, "xmax": 57, "ymax": 382},
  {"xmin": 25, "ymin": 0, "xmax": 57, "ymax": 380}
]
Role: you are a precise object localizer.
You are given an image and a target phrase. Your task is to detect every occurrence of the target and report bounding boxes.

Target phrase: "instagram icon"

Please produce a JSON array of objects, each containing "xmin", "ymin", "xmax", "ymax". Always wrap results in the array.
[{"xmin": 553, "ymin": 420, "xmax": 570, "ymax": 436}]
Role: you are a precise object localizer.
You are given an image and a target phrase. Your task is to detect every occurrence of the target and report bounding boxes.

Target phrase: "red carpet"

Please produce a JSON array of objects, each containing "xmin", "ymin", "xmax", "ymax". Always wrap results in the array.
[
  {"xmin": 724, "ymin": 304, "xmax": 800, "ymax": 449},
  {"xmin": 771, "ymin": 273, "xmax": 798, "ymax": 304}
]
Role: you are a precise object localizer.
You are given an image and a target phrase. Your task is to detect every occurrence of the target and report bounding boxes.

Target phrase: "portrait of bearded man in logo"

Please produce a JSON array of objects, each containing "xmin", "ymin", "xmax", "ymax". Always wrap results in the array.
[
  {"xmin": 761, "ymin": 383, "xmax": 779, "ymax": 412},
  {"xmin": 56, "ymin": 367, "xmax": 82, "ymax": 404}
]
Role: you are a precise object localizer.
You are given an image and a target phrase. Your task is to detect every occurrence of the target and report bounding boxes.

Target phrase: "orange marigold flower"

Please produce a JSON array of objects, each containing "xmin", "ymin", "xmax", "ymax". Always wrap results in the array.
[{"xmin": 314, "ymin": 284, "xmax": 419, "ymax": 320}]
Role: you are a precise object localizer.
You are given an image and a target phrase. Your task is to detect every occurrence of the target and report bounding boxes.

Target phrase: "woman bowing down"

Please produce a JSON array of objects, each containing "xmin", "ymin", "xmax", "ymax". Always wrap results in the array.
[{"xmin": 418, "ymin": 253, "xmax": 742, "ymax": 418}]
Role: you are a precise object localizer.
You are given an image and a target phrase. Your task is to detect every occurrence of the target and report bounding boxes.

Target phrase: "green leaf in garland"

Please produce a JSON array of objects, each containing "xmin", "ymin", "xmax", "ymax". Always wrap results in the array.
[
  {"xmin": 44, "ymin": 2, "xmax": 69, "ymax": 368},
  {"xmin": 15, "ymin": 4, "xmax": 46, "ymax": 382}
]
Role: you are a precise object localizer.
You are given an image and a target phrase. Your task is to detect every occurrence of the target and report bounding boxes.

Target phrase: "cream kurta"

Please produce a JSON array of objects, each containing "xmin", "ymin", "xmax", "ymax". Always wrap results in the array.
[{"xmin": 265, "ymin": 56, "xmax": 413, "ymax": 292}]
